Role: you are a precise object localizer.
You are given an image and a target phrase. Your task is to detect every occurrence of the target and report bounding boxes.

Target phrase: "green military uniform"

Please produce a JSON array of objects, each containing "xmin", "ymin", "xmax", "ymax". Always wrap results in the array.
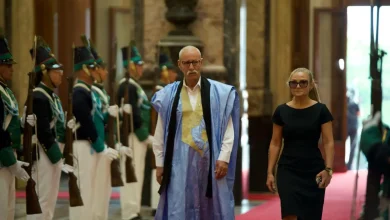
[
  {"xmin": 359, "ymin": 114, "xmax": 390, "ymax": 219},
  {"xmin": 82, "ymin": 37, "xmax": 118, "ymax": 219},
  {"xmin": 129, "ymin": 78, "xmax": 151, "ymax": 141},
  {"xmin": 0, "ymin": 27, "xmax": 26, "ymax": 220},
  {"xmin": 118, "ymin": 42, "xmax": 151, "ymax": 220},
  {"xmin": 0, "ymin": 33, "xmax": 20, "ymax": 167},
  {"xmin": 92, "ymin": 84, "xmax": 110, "ymax": 142},
  {"xmin": 0, "ymin": 81, "xmax": 20, "ymax": 167},
  {"xmin": 26, "ymin": 36, "xmax": 67, "ymax": 220},
  {"xmin": 33, "ymin": 82, "xmax": 65, "ymax": 162},
  {"xmin": 30, "ymin": 37, "xmax": 65, "ymax": 164}
]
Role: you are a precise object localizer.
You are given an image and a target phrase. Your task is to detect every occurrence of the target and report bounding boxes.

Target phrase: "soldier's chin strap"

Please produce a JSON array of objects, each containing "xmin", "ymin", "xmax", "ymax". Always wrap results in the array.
[
  {"xmin": 94, "ymin": 70, "xmax": 103, "ymax": 84},
  {"xmin": 42, "ymin": 70, "xmax": 56, "ymax": 89},
  {"xmin": 82, "ymin": 64, "xmax": 96, "ymax": 82},
  {"xmin": 0, "ymin": 74, "xmax": 6, "ymax": 84},
  {"xmin": 41, "ymin": 64, "xmax": 56, "ymax": 89}
]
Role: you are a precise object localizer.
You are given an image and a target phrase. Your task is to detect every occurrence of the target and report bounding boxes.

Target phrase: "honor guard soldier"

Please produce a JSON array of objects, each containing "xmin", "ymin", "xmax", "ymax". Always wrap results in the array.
[
  {"xmin": 359, "ymin": 112, "xmax": 390, "ymax": 219},
  {"xmin": 0, "ymin": 29, "xmax": 31, "ymax": 220},
  {"xmin": 118, "ymin": 41, "xmax": 153, "ymax": 220},
  {"xmin": 156, "ymin": 52, "xmax": 178, "ymax": 89},
  {"xmin": 26, "ymin": 36, "xmax": 74, "ymax": 220},
  {"xmin": 84, "ymin": 37, "xmax": 123, "ymax": 219},
  {"xmin": 69, "ymin": 45, "xmax": 118, "ymax": 220}
]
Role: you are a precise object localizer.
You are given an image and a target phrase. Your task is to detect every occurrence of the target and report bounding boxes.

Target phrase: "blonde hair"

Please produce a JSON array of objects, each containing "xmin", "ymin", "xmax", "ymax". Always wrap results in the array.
[{"xmin": 288, "ymin": 67, "xmax": 321, "ymax": 102}]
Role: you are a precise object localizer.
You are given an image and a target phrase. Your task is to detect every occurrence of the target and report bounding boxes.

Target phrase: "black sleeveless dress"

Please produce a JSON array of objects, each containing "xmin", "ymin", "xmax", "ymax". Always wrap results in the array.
[{"xmin": 272, "ymin": 103, "xmax": 333, "ymax": 220}]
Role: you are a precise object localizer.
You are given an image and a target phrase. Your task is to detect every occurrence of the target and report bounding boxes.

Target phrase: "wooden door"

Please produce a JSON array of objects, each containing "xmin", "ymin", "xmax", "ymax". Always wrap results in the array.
[{"xmin": 313, "ymin": 9, "xmax": 347, "ymax": 172}]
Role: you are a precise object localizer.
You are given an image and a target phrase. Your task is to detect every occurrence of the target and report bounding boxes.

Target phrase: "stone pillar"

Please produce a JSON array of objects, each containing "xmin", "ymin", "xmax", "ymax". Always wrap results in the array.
[
  {"xmin": 0, "ymin": 0, "xmax": 4, "ymax": 28},
  {"xmin": 11, "ymin": 0, "xmax": 35, "ymax": 113},
  {"xmin": 57, "ymin": 0, "xmax": 91, "ymax": 109},
  {"xmin": 246, "ymin": 0, "xmax": 294, "ymax": 193},
  {"xmin": 270, "ymin": 0, "xmax": 293, "ymax": 107},
  {"xmin": 246, "ymin": 0, "xmax": 267, "ymax": 193}
]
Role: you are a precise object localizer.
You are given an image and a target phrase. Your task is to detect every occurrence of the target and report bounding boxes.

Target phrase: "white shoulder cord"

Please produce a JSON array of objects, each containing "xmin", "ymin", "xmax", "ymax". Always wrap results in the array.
[{"xmin": 33, "ymin": 120, "xmax": 40, "ymax": 197}]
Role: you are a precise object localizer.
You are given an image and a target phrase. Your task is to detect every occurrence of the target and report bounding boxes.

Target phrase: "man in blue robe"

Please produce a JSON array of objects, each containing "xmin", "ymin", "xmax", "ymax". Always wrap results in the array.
[{"xmin": 151, "ymin": 46, "xmax": 240, "ymax": 220}]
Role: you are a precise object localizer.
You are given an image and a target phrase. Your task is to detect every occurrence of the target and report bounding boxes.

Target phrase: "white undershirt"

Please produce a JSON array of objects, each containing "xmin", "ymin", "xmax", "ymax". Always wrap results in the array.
[{"xmin": 152, "ymin": 78, "xmax": 234, "ymax": 167}]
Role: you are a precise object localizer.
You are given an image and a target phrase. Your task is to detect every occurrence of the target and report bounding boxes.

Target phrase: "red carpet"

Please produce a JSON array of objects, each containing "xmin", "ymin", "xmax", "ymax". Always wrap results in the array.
[
  {"xmin": 237, "ymin": 170, "xmax": 367, "ymax": 220},
  {"xmin": 16, "ymin": 191, "xmax": 122, "ymax": 199}
]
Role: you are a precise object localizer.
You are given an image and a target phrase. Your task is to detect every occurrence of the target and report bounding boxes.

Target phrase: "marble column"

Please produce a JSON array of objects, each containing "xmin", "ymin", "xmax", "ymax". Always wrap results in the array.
[
  {"xmin": 0, "ymin": 0, "xmax": 4, "ymax": 28},
  {"xmin": 270, "ymin": 0, "xmax": 293, "ymax": 107},
  {"xmin": 246, "ymin": 0, "xmax": 268, "ymax": 193},
  {"xmin": 223, "ymin": 0, "xmax": 239, "ymax": 86},
  {"xmin": 10, "ymin": 0, "xmax": 35, "ymax": 114},
  {"xmin": 247, "ymin": 0, "xmax": 295, "ymax": 193}
]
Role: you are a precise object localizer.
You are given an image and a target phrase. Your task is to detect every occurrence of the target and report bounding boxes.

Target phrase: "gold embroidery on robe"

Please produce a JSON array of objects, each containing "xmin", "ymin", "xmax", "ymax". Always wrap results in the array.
[{"xmin": 181, "ymin": 86, "xmax": 208, "ymax": 156}]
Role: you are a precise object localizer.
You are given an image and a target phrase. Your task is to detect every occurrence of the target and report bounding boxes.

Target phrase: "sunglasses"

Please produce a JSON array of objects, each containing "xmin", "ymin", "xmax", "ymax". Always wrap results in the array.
[{"xmin": 288, "ymin": 80, "xmax": 309, "ymax": 88}]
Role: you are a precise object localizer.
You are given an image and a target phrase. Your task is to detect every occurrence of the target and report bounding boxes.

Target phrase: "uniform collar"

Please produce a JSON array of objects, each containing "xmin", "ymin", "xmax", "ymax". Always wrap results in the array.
[
  {"xmin": 77, "ymin": 80, "xmax": 92, "ymax": 89},
  {"xmin": 38, "ymin": 82, "xmax": 54, "ymax": 95},
  {"xmin": 93, "ymin": 82, "xmax": 104, "ymax": 90},
  {"xmin": 0, "ymin": 79, "xmax": 7, "ymax": 88}
]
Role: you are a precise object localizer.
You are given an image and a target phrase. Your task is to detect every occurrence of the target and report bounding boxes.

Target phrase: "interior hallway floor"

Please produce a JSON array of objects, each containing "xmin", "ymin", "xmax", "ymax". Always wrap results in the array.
[{"xmin": 14, "ymin": 175, "xmax": 262, "ymax": 220}]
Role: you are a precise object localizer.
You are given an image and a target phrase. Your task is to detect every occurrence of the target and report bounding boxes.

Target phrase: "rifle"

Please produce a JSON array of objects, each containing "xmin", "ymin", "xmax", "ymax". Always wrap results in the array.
[
  {"xmin": 23, "ymin": 35, "xmax": 42, "ymax": 214},
  {"xmin": 63, "ymin": 43, "xmax": 84, "ymax": 207},
  {"xmin": 121, "ymin": 44, "xmax": 137, "ymax": 183},
  {"xmin": 369, "ymin": 0, "xmax": 386, "ymax": 133},
  {"xmin": 107, "ymin": 39, "xmax": 125, "ymax": 187}
]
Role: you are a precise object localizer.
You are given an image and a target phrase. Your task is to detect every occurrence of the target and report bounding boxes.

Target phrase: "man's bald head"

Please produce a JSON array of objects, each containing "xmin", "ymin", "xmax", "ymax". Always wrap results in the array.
[
  {"xmin": 178, "ymin": 46, "xmax": 202, "ymax": 60},
  {"xmin": 177, "ymin": 46, "xmax": 203, "ymax": 87}
]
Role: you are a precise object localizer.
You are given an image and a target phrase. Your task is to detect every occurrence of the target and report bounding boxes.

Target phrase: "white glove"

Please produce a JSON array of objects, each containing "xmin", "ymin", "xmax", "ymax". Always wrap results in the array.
[
  {"xmin": 62, "ymin": 163, "xmax": 74, "ymax": 174},
  {"xmin": 21, "ymin": 106, "xmax": 36, "ymax": 128},
  {"xmin": 108, "ymin": 105, "xmax": 119, "ymax": 117},
  {"xmin": 67, "ymin": 118, "xmax": 76, "ymax": 129},
  {"xmin": 362, "ymin": 111, "xmax": 381, "ymax": 131},
  {"xmin": 102, "ymin": 148, "xmax": 119, "ymax": 161},
  {"xmin": 121, "ymin": 104, "xmax": 132, "ymax": 114},
  {"xmin": 8, "ymin": 161, "xmax": 30, "ymax": 181},
  {"xmin": 26, "ymin": 115, "xmax": 36, "ymax": 127},
  {"xmin": 144, "ymin": 135, "xmax": 154, "ymax": 145},
  {"xmin": 114, "ymin": 143, "xmax": 122, "ymax": 151},
  {"xmin": 119, "ymin": 146, "xmax": 134, "ymax": 158}
]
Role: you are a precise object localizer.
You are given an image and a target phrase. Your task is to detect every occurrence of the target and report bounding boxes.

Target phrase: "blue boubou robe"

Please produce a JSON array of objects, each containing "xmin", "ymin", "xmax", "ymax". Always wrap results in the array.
[{"xmin": 151, "ymin": 77, "xmax": 240, "ymax": 220}]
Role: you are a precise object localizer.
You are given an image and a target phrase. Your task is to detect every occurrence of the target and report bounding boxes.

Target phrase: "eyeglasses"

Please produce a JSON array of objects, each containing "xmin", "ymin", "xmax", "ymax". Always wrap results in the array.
[
  {"xmin": 288, "ymin": 80, "xmax": 309, "ymax": 88},
  {"xmin": 180, "ymin": 60, "xmax": 201, "ymax": 67}
]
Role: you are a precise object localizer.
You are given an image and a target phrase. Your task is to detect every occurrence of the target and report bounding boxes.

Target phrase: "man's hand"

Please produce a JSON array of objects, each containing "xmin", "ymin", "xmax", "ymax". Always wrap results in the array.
[
  {"xmin": 215, "ymin": 160, "xmax": 228, "ymax": 179},
  {"xmin": 156, "ymin": 167, "xmax": 163, "ymax": 185}
]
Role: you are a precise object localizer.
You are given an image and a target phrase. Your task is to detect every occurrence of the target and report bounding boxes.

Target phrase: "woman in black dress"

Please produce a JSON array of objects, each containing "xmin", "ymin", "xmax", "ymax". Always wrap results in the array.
[{"xmin": 266, "ymin": 68, "xmax": 334, "ymax": 220}]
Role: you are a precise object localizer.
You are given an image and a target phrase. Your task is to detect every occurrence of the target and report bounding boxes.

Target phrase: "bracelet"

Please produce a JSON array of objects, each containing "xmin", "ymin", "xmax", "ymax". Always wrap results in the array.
[{"xmin": 325, "ymin": 167, "xmax": 333, "ymax": 175}]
